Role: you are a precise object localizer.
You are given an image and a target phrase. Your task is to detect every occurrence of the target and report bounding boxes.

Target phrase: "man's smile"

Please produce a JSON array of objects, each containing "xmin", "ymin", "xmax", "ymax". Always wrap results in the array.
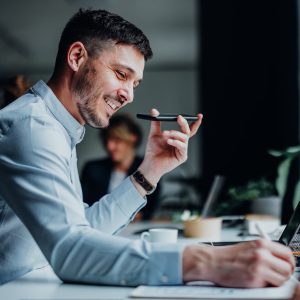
[{"xmin": 105, "ymin": 97, "xmax": 124, "ymax": 110}]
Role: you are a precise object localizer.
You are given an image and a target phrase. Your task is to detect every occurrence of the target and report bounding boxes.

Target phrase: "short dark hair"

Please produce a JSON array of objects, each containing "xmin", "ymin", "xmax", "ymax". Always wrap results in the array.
[
  {"xmin": 100, "ymin": 114, "xmax": 142, "ymax": 149},
  {"xmin": 53, "ymin": 9, "xmax": 153, "ymax": 73}
]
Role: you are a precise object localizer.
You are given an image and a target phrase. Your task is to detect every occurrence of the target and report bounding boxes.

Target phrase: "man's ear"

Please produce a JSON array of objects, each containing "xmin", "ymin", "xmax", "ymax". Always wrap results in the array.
[{"xmin": 67, "ymin": 42, "xmax": 88, "ymax": 72}]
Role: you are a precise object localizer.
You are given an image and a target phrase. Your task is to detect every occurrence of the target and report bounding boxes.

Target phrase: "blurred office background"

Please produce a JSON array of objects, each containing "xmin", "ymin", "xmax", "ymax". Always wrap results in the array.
[{"xmin": 0, "ymin": 0, "xmax": 299, "ymax": 223}]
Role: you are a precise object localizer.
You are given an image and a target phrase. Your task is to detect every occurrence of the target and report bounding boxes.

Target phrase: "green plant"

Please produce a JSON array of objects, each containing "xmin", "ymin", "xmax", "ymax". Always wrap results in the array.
[
  {"xmin": 269, "ymin": 145, "xmax": 300, "ymax": 209},
  {"xmin": 215, "ymin": 178, "xmax": 276, "ymax": 215},
  {"xmin": 228, "ymin": 178, "xmax": 276, "ymax": 202}
]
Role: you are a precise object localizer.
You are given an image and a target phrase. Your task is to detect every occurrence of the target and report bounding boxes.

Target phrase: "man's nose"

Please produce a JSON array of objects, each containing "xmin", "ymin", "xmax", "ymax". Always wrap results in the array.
[{"xmin": 118, "ymin": 83, "xmax": 134, "ymax": 103}]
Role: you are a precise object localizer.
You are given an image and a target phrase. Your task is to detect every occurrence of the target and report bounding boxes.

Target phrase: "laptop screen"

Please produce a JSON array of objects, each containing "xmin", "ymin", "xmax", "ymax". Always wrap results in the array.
[
  {"xmin": 279, "ymin": 200, "xmax": 300, "ymax": 258},
  {"xmin": 201, "ymin": 175, "xmax": 226, "ymax": 217}
]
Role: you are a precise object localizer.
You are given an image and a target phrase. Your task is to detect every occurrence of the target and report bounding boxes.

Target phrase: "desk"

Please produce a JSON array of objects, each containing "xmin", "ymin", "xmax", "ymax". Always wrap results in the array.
[
  {"xmin": 0, "ymin": 268, "xmax": 133, "ymax": 299},
  {"xmin": 0, "ymin": 223, "xmax": 269, "ymax": 300}
]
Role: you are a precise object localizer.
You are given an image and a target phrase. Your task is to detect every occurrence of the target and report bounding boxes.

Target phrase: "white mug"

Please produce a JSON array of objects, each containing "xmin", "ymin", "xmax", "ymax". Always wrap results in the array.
[{"xmin": 141, "ymin": 228, "xmax": 178, "ymax": 243}]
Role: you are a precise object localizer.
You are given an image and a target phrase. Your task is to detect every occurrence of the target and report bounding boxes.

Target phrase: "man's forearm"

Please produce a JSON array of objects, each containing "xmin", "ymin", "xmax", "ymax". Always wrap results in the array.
[{"xmin": 85, "ymin": 177, "xmax": 146, "ymax": 234}]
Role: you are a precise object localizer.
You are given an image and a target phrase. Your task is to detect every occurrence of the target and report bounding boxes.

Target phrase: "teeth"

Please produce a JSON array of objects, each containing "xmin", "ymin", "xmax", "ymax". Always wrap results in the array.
[
  {"xmin": 107, "ymin": 100, "xmax": 116, "ymax": 110},
  {"xmin": 106, "ymin": 99, "xmax": 120, "ymax": 110}
]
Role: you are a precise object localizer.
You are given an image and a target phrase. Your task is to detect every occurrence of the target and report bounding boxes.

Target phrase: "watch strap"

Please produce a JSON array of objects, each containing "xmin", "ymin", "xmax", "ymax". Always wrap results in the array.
[{"xmin": 132, "ymin": 170, "xmax": 156, "ymax": 195}]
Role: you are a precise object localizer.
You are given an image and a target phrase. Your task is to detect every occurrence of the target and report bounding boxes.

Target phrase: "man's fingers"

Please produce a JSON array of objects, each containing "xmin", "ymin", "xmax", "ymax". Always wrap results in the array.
[
  {"xmin": 249, "ymin": 247, "xmax": 293, "ymax": 285},
  {"xmin": 167, "ymin": 139, "xmax": 188, "ymax": 159},
  {"xmin": 232, "ymin": 240, "xmax": 294, "ymax": 286},
  {"xmin": 255, "ymin": 239, "xmax": 296, "ymax": 271},
  {"xmin": 269, "ymin": 255, "xmax": 294, "ymax": 281},
  {"xmin": 177, "ymin": 115, "xmax": 191, "ymax": 136},
  {"xmin": 151, "ymin": 108, "xmax": 159, "ymax": 117},
  {"xmin": 257, "ymin": 266, "xmax": 288, "ymax": 287},
  {"xmin": 190, "ymin": 114, "xmax": 203, "ymax": 137},
  {"xmin": 237, "ymin": 239, "xmax": 295, "ymax": 271},
  {"xmin": 149, "ymin": 108, "xmax": 161, "ymax": 135},
  {"xmin": 163, "ymin": 130, "xmax": 189, "ymax": 143}
]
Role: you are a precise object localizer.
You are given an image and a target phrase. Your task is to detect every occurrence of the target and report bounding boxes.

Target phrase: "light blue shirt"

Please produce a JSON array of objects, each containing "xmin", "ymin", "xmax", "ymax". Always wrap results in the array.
[{"xmin": 0, "ymin": 81, "xmax": 182, "ymax": 285}]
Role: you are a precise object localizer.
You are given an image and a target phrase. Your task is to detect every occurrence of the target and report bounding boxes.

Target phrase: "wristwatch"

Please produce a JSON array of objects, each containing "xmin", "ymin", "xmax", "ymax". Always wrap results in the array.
[{"xmin": 132, "ymin": 170, "xmax": 157, "ymax": 195}]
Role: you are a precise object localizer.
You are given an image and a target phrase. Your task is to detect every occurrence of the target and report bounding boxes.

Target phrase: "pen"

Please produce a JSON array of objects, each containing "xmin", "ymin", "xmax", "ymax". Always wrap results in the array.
[
  {"xmin": 254, "ymin": 222, "xmax": 270, "ymax": 240},
  {"xmin": 254, "ymin": 222, "xmax": 299, "ymax": 284}
]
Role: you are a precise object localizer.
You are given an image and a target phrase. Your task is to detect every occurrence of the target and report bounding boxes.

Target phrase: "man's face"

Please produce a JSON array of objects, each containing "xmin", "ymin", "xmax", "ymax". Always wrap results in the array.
[{"xmin": 73, "ymin": 44, "xmax": 145, "ymax": 128}]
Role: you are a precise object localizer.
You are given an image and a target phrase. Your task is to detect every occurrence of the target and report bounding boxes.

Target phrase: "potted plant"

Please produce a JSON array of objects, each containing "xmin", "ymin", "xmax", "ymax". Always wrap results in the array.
[
  {"xmin": 216, "ymin": 178, "xmax": 281, "ymax": 217},
  {"xmin": 269, "ymin": 145, "xmax": 300, "ymax": 209},
  {"xmin": 227, "ymin": 178, "xmax": 280, "ymax": 217}
]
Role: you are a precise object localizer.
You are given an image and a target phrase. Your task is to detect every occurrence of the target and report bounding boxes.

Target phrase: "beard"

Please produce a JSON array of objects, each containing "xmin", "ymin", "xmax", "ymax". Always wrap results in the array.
[
  {"xmin": 77, "ymin": 96, "xmax": 108, "ymax": 129},
  {"xmin": 73, "ymin": 64, "xmax": 109, "ymax": 128}
]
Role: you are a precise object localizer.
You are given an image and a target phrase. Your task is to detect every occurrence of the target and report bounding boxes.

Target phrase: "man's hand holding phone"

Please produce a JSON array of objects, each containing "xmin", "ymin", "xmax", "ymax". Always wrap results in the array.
[{"xmin": 136, "ymin": 108, "xmax": 203, "ymax": 190}]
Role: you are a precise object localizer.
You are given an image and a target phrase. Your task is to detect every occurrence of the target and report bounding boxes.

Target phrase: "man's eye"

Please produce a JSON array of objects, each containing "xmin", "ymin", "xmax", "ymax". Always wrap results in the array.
[{"xmin": 116, "ymin": 71, "xmax": 126, "ymax": 80}]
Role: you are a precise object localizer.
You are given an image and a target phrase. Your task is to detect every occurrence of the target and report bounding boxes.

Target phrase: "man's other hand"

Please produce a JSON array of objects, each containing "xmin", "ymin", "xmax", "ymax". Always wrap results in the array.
[{"xmin": 182, "ymin": 239, "xmax": 295, "ymax": 288}]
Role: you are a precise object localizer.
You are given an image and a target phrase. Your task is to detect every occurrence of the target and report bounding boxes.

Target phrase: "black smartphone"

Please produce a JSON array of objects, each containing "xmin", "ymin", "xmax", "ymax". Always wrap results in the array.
[{"xmin": 136, "ymin": 114, "xmax": 198, "ymax": 122}]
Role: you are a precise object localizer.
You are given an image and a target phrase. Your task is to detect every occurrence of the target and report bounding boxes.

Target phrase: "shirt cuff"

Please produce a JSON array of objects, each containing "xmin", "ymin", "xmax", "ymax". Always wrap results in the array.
[
  {"xmin": 111, "ymin": 176, "xmax": 147, "ymax": 220},
  {"xmin": 147, "ymin": 243, "xmax": 183, "ymax": 285}
]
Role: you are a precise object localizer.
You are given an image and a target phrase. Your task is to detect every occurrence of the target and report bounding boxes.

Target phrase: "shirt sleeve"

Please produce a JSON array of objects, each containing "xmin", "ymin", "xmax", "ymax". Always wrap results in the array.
[
  {"xmin": 84, "ymin": 177, "xmax": 147, "ymax": 235},
  {"xmin": 0, "ymin": 116, "xmax": 183, "ymax": 286}
]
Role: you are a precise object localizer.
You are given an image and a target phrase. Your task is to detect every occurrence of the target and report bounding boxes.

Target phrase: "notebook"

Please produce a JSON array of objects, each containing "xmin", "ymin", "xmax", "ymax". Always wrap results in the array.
[{"xmin": 130, "ymin": 279, "xmax": 296, "ymax": 300}]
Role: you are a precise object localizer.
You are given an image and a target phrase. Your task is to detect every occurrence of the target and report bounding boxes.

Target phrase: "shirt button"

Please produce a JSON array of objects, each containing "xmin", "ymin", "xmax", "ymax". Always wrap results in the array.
[
  {"xmin": 120, "ymin": 279, "xmax": 126, "ymax": 285},
  {"xmin": 161, "ymin": 275, "xmax": 168, "ymax": 283}
]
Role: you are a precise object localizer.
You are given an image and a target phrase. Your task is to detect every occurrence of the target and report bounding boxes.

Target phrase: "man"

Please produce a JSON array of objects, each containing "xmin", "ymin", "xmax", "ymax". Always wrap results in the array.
[
  {"xmin": 81, "ymin": 114, "xmax": 160, "ymax": 220},
  {"xmin": 0, "ymin": 9, "xmax": 295, "ymax": 286}
]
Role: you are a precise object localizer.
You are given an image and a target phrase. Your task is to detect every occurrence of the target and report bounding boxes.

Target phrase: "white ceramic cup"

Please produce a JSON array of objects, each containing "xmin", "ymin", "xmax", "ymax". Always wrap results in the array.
[{"xmin": 141, "ymin": 228, "xmax": 178, "ymax": 243}]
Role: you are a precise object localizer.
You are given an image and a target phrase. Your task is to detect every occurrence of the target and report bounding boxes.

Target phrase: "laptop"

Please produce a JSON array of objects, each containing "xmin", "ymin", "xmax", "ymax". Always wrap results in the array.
[{"xmin": 201, "ymin": 175, "xmax": 226, "ymax": 218}]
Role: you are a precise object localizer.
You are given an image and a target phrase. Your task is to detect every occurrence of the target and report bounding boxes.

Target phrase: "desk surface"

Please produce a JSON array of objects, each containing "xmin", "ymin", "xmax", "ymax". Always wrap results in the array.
[
  {"xmin": 118, "ymin": 221, "xmax": 254, "ymax": 244},
  {"xmin": 0, "ymin": 268, "xmax": 133, "ymax": 300},
  {"xmin": 0, "ymin": 223, "xmax": 260, "ymax": 300}
]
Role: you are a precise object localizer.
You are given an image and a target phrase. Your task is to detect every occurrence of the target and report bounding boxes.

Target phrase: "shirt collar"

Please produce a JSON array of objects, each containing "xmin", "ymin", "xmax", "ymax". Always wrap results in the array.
[{"xmin": 31, "ymin": 80, "xmax": 85, "ymax": 146}]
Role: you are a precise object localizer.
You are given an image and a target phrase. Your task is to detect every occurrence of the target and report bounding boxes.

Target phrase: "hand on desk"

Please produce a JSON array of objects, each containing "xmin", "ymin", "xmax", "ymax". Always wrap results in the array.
[{"xmin": 183, "ymin": 239, "xmax": 295, "ymax": 288}]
